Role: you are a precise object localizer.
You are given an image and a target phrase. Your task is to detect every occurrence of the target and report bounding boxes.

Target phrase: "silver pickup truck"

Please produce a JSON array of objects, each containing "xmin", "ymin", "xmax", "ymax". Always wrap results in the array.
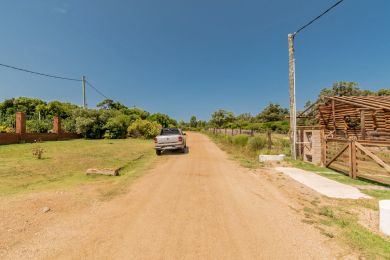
[{"xmin": 154, "ymin": 128, "xmax": 187, "ymax": 155}]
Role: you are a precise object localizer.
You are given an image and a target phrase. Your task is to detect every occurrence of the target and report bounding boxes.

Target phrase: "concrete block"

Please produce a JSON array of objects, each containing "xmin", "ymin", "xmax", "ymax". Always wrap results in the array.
[{"xmin": 259, "ymin": 154, "xmax": 285, "ymax": 162}]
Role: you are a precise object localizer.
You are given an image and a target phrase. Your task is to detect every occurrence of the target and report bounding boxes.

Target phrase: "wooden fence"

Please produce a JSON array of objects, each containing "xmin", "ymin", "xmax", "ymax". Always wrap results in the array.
[
  {"xmin": 208, "ymin": 128, "xmax": 258, "ymax": 136},
  {"xmin": 326, "ymin": 138, "xmax": 390, "ymax": 185}
]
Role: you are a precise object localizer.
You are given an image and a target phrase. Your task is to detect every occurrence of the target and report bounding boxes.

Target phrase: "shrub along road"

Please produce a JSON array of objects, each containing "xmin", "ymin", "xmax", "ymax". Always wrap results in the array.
[{"xmin": 1, "ymin": 133, "xmax": 349, "ymax": 259}]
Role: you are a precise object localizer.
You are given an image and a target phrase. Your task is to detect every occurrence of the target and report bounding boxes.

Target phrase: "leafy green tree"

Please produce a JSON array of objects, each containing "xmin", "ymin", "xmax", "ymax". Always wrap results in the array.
[
  {"xmin": 189, "ymin": 116, "xmax": 198, "ymax": 128},
  {"xmin": 127, "ymin": 119, "xmax": 161, "ymax": 139},
  {"xmin": 210, "ymin": 109, "xmax": 234, "ymax": 128},
  {"xmin": 103, "ymin": 114, "xmax": 131, "ymax": 139},
  {"xmin": 123, "ymin": 107, "xmax": 150, "ymax": 120},
  {"xmin": 255, "ymin": 103, "xmax": 288, "ymax": 123},
  {"xmin": 46, "ymin": 101, "xmax": 78, "ymax": 118},
  {"xmin": 97, "ymin": 99, "xmax": 127, "ymax": 110},
  {"xmin": 319, "ymin": 82, "xmax": 361, "ymax": 98},
  {"xmin": 72, "ymin": 109, "xmax": 103, "ymax": 138},
  {"xmin": 148, "ymin": 113, "xmax": 177, "ymax": 128},
  {"xmin": 377, "ymin": 88, "xmax": 390, "ymax": 96}
]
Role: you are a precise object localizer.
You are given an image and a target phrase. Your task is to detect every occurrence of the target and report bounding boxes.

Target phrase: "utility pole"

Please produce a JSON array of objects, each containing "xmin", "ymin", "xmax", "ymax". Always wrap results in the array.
[
  {"xmin": 82, "ymin": 75, "xmax": 87, "ymax": 108},
  {"xmin": 288, "ymin": 33, "xmax": 297, "ymax": 160}
]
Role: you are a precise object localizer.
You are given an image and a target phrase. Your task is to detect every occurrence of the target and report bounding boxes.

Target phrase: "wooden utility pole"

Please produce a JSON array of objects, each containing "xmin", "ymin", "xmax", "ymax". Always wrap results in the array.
[
  {"xmin": 82, "ymin": 76, "xmax": 86, "ymax": 108},
  {"xmin": 288, "ymin": 33, "xmax": 297, "ymax": 160}
]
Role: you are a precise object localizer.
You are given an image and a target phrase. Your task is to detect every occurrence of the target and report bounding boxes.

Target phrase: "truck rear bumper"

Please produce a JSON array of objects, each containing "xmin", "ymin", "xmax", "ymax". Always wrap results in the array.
[{"xmin": 155, "ymin": 143, "xmax": 185, "ymax": 151}]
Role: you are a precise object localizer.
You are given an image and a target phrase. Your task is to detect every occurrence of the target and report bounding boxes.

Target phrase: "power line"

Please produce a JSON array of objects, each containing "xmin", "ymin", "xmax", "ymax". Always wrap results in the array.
[
  {"xmin": 294, "ymin": 0, "xmax": 345, "ymax": 35},
  {"xmin": 0, "ymin": 62, "xmax": 81, "ymax": 82},
  {"xmin": 85, "ymin": 80, "xmax": 109, "ymax": 100}
]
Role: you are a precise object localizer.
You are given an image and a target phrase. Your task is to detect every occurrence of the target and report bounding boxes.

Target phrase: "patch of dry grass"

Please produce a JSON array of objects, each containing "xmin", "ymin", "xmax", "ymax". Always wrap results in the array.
[{"xmin": 0, "ymin": 139, "xmax": 155, "ymax": 196}]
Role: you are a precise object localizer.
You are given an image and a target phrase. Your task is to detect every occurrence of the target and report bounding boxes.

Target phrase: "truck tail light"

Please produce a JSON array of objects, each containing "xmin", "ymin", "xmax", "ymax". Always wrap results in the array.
[{"xmin": 178, "ymin": 136, "xmax": 183, "ymax": 142}]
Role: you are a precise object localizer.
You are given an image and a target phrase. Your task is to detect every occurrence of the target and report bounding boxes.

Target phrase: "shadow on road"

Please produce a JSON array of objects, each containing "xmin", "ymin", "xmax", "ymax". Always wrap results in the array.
[{"xmin": 160, "ymin": 147, "xmax": 190, "ymax": 156}]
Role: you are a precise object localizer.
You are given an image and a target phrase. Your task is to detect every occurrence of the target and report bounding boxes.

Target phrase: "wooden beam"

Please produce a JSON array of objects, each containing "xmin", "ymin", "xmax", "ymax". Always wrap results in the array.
[
  {"xmin": 360, "ymin": 110, "xmax": 366, "ymax": 140},
  {"xmin": 332, "ymin": 99, "xmax": 336, "ymax": 131},
  {"xmin": 325, "ymin": 143, "xmax": 349, "ymax": 167},
  {"xmin": 355, "ymin": 142, "xmax": 390, "ymax": 173},
  {"xmin": 326, "ymin": 96, "xmax": 375, "ymax": 110},
  {"xmin": 296, "ymin": 100, "xmax": 318, "ymax": 118},
  {"xmin": 350, "ymin": 140, "xmax": 357, "ymax": 179},
  {"xmin": 86, "ymin": 168, "xmax": 120, "ymax": 176}
]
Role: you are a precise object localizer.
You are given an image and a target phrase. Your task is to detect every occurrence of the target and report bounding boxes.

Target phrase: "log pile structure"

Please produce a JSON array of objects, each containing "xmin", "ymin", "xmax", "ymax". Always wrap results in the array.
[
  {"xmin": 317, "ymin": 96, "xmax": 390, "ymax": 140},
  {"xmin": 298, "ymin": 96, "xmax": 390, "ymax": 185}
]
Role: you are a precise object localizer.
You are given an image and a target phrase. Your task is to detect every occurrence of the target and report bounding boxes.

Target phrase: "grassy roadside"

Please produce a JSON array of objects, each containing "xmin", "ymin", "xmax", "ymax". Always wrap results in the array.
[
  {"xmin": 0, "ymin": 138, "xmax": 156, "ymax": 197},
  {"xmin": 206, "ymin": 131, "xmax": 390, "ymax": 258},
  {"xmin": 206, "ymin": 131, "xmax": 289, "ymax": 168}
]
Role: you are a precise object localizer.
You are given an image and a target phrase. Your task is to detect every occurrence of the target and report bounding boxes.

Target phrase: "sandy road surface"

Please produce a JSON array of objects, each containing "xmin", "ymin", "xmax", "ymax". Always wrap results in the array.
[{"xmin": 1, "ymin": 132, "xmax": 343, "ymax": 259}]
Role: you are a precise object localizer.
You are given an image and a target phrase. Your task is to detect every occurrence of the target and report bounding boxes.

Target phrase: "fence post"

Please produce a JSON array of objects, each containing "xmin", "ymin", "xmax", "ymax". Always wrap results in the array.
[
  {"xmin": 15, "ymin": 112, "xmax": 26, "ymax": 135},
  {"xmin": 320, "ymin": 130, "xmax": 326, "ymax": 166},
  {"xmin": 53, "ymin": 116, "xmax": 61, "ymax": 134},
  {"xmin": 267, "ymin": 130, "xmax": 272, "ymax": 150},
  {"xmin": 349, "ymin": 139, "xmax": 357, "ymax": 179}
]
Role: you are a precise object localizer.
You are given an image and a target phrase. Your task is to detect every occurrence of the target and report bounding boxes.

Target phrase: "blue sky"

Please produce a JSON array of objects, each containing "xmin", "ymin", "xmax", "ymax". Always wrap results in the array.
[{"xmin": 0, "ymin": 0, "xmax": 389, "ymax": 121}]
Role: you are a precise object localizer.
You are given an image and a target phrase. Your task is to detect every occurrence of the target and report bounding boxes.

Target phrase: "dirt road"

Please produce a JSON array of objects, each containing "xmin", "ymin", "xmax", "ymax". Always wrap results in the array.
[{"xmin": 1, "ymin": 132, "xmax": 344, "ymax": 259}]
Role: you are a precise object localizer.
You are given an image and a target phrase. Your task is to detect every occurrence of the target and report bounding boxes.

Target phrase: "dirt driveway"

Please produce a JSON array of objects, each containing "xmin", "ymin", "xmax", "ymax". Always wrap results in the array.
[{"xmin": 1, "ymin": 132, "xmax": 345, "ymax": 259}]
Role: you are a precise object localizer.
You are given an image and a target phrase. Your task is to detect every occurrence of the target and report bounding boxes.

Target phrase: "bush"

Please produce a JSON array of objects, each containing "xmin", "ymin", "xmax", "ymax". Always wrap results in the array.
[
  {"xmin": 103, "ymin": 114, "xmax": 131, "ymax": 139},
  {"xmin": 278, "ymin": 138, "xmax": 290, "ymax": 149},
  {"xmin": 74, "ymin": 110, "xmax": 102, "ymax": 139},
  {"xmin": 26, "ymin": 119, "xmax": 52, "ymax": 133},
  {"xmin": 247, "ymin": 136, "xmax": 267, "ymax": 151},
  {"xmin": 127, "ymin": 119, "xmax": 161, "ymax": 139},
  {"xmin": 0, "ymin": 125, "xmax": 13, "ymax": 133},
  {"xmin": 232, "ymin": 135, "xmax": 249, "ymax": 147},
  {"xmin": 223, "ymin": 135, "xmax": 233, "ymax": 144},
  {"xmin": 62, "ymin": 118, "xmax": 76, "ymax": 133}
]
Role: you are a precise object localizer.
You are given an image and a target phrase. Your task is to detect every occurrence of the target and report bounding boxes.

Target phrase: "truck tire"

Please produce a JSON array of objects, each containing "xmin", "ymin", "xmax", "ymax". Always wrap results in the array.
[{"xmin": 156, "ymin": 150, "xmax": 162, "ymax": 156}]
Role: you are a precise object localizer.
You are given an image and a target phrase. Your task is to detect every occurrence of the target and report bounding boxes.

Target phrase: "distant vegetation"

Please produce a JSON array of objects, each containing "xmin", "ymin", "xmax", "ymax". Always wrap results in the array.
[
  {"xmin": 179, "ymin": 81, "xmax": 389, "ymax": 132},
  {"xmin": 1, "ymin": 82, "xmax": 388, "ymax": 137},
  {"xmin": 0, "ymin": 97, "xmax": 177, "ymax": 139},
  {"xmin": 180, "ymin": 103, "xmax": 290, "ymax": 134}
]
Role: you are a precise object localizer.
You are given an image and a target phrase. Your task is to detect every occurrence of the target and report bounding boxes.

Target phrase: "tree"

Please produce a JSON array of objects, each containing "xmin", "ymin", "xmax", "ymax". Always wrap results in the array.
[
  {"xmin": 377, "ymin": 88, "xmax": 390, "ymax": 96},
  {"xmin": 189, "ymin": 116, "xmax": 198, "ymax": 128},
  {"xmin": 97, "ymin": 99, "xmax": 127, "ymax": 110},
  {"xmin": 148, "ymin": 113, "xmax": 177, "ymax": 128},
  {"xmin": 255, "ymin": 103, "xmax": 288, "ymax": 123},
  {"xmin": 210, "ymin": 109, "xmax": 234, "ymax": 128},
  {"xmin": 319, "ymin": 82, "xmax": 361, "ymax": 98}
]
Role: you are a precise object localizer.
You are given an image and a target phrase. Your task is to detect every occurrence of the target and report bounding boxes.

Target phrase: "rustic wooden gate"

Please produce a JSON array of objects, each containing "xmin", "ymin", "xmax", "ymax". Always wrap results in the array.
[{"xmin": 326, "ymin": 138, "xmax": 390, "ymax": 185}]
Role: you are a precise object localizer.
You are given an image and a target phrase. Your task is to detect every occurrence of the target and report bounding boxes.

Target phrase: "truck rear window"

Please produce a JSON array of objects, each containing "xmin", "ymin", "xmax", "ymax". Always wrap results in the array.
[{"xmin": 160, "ymin": 128, "xmax": 180, "ymax": 135}]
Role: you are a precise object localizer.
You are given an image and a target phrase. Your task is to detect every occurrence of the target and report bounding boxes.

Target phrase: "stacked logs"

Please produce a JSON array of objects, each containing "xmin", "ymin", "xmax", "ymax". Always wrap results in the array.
[{"xmin": 317, "ymin": 96, "xmax": 390, "ymax": 140}]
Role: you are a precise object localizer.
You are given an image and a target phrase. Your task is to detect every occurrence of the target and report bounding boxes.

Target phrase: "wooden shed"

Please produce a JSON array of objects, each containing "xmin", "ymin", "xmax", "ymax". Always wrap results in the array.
[
  {"xmin": 297, "ymin": 96, "xmax": 390, "ymax": 185},
  {"xmin": 318, "ymin": 96, "xmax": 390, "ymax": 140}
]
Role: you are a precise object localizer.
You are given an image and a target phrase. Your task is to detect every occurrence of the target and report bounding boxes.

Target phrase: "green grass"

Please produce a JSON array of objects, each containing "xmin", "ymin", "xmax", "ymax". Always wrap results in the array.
[
  {"xmin": 0, "ymin": 138, "xmax": 155, "ymax": 197},
  {"xmin": 312, "ymin": 204, "xmax": 390, "ymax": 259},
  {"xmin": 206, "ymin": 132, "xmax": 289, "ymax": 169}
]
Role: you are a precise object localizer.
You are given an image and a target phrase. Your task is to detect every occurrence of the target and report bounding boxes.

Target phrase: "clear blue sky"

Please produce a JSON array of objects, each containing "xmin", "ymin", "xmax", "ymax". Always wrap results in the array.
[{"xmin": 0, "ymin": 0, "xmax": 389, "ymax": 121}]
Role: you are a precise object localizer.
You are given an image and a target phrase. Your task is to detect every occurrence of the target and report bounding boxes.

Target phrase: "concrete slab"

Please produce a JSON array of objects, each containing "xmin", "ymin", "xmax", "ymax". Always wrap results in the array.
[{"xmin": 275, "ymin": 167, "xmax": 371, "ymax": 199}]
